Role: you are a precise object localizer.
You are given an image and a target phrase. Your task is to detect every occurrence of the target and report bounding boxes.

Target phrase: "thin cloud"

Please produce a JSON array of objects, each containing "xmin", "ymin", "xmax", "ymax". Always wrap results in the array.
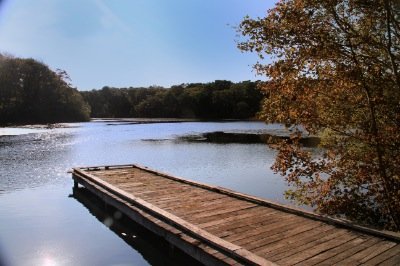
[{"xmin": 91, "ymin": 0, "xmax": 132, "ymax": 35}]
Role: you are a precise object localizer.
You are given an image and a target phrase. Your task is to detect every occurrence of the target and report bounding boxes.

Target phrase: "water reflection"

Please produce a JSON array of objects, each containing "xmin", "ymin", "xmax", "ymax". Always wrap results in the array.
[{"xmin": 71, "ymin": 187, "xmax": 202, "ymax": 266}]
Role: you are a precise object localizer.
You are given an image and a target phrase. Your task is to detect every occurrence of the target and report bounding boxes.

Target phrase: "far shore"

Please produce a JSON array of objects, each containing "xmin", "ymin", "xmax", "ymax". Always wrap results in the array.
[
  {"xmin": 0, "ymin": 117, "xmax": 260, "ymax": 128},
  {"xmin": 92, "ymin": 117, "xmax": 259, "ymax": 125}
]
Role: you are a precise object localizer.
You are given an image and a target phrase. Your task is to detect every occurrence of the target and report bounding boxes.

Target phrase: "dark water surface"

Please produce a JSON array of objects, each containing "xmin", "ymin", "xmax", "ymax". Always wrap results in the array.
[{"xmin": 0, "ymin": 121, "xmax": 289, "ymax": 266}]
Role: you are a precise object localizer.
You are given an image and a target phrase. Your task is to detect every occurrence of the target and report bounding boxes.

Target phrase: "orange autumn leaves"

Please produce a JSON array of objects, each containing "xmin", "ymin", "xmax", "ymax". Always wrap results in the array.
[{"xmin": 239, "ymin": 0, "xmax": 400, "ymax": 230}]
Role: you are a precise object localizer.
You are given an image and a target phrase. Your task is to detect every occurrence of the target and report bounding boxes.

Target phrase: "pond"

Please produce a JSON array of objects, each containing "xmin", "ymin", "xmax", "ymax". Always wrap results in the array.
[{"xmin": 0, "ymin": 121, "xmax": 293, "ymax": 266}]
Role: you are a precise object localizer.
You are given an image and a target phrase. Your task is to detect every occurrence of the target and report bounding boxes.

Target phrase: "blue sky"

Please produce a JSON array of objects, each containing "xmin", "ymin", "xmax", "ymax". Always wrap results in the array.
[{"xmin": 0, "ymin": 0, "xmax": 275, "ymax": 90}]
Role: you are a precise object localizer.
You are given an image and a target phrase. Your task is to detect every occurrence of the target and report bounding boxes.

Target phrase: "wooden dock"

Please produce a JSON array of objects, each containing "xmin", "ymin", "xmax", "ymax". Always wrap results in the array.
[{"xmin": 72, "ymin": 164, "xmax": 400, "ymax": 266}]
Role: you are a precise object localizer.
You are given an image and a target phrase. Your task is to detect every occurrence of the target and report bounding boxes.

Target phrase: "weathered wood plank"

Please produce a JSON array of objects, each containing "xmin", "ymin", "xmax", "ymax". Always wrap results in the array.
[
  {"xmin": 244, "ymin": 221, "xmax": 329, "ymax": 251},
  {"xmin": 183, "ymin": 204, "xmax": 257, "ymax": 222},
  {"xmin": 266, "ymin": 229, "xmax": 349, "ymax": 261},
  {"xmin": 295, "ymin": 235, "xmax": 371, "ymax": 266},
  {"xmin": 222, "ymin": 215, "xmax": 301, "ymax": 242},
  {"xmin": 333, "ymin": 240, "xmax": 397, "ymax": 265},
  {"xmin": 206, "ymin": 209, "xmax": 281, "ymax": 234},
  {"xmin": 365, "ymin": 244, "xmax": 400, "ymax": 265},
  {"xmin": 163, "ymin": 196, "xmax": 241, "ymax": 214},
  {"xmin": 199, "ymin": 206, "xmax": 274, "ymax": 229},
  {"xmin": 72, "ymin": 175, "xmax": 229, "ymax": 266},
  {"xmin": 151, "ymin": 194, "xmax": 228, "ymax": 208},
  {"xmin": 153, "ymin": 195, "xmax": 228, "ymax": 209},
  {"xmin": 73, "ymin": 168, "xmax": 274, "ymax": 266},
  {"xmin": 72, "ymin": 165, "xmax": 400, "ymax": 266},
  {"xmin": 217, "ymin": 212, "xmax": 299, "ymax": 240},
  {"xmin": 355, "ymin": 243, "xmax": 400, "ymax": 266},
  {"xmin": 276, "ymin": 231, "xmax": 359, "ymax": 265},
  {"xmin": 313, "ymin": 237, "xmax": 381, "ymax": 265},
  {"xmin": 252, "ymin": 226, "xmax": 336, "ymax": 259},
  {"xmin": 130, "ymin": 164, "xmax": 400, "ymax": 241},
  {"xmin": 377, "ymin": 251, "xmax": 400, "ymax": 266}
]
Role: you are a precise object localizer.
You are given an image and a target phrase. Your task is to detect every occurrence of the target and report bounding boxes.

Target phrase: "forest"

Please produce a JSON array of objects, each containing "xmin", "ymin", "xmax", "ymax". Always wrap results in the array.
[
  {"xmin": 0, "ymin": 53, "xmax": 263, "ymax": 124},
  {"xmin": 81, "ymin": 80, "xmax": 263, "ymax": 119},
  {"xmin": 0, "ymin": 54, "xmax": 90, "ymax": 125}
]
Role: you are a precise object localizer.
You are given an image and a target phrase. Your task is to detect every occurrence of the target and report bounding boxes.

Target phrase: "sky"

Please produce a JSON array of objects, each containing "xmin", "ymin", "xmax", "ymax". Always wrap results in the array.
[{"xmin": 0, "ymin": 0, "xmax": 276, "ymax": 90}]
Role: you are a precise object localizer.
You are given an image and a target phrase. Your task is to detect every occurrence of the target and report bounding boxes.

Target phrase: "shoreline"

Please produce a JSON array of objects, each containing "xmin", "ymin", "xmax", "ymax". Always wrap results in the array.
[{"xmin": 0, "ymin": 117, "xmax": 260, "ymax": 128}]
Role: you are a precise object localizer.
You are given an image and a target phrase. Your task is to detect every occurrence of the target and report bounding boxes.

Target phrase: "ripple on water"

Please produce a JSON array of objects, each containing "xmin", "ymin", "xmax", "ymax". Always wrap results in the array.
[
  {"xmin": 0, "ymin": 130, "xmax": 77, "ymax": 193},
  {"xmin": 0, "ymin": 121, "xmax": 294, "ymax": 266},
  {"xmin": 0, "ymin": 121, "xmax": 288, "ymax": 201}
]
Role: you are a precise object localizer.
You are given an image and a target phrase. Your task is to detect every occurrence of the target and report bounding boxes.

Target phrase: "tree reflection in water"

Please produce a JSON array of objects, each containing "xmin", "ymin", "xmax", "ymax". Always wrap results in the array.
[{"xmin": 70, "ymin": 187, "xmax": 202, "ymax": 266}]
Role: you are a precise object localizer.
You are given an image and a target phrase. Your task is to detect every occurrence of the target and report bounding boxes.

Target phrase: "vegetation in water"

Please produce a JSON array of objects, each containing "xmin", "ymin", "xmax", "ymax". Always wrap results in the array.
[
  {"xmin": 0, "ymin": 53, "xmax": 90, "ymax": 125},
  {"xmin": 238, "ymin": 0, "xmax": 400, "ymax": 230}
]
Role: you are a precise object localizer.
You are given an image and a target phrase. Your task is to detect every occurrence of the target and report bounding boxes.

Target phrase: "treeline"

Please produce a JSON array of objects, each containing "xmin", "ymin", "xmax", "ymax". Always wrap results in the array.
[
  {"xmin": 0, "ymin": 54, "xmax": 90, "ymax": 125},
  {"xmin": 0, "ymin": 53, "xmax": 263, "ymax": 124},
  {"xmin": 81, "ymin": 80, "xmax": 263, "ymax": 119}
]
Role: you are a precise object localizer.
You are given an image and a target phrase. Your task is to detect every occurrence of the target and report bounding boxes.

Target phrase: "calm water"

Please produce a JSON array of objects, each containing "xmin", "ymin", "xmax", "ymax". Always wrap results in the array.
[{"xmin": 0, "ymin": 121, "xmax": 291, "ymax": 266}]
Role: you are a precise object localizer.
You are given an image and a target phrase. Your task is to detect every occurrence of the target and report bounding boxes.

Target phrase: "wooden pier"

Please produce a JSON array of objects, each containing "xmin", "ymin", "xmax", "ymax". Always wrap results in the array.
[{"xmin": 72, "ymin": 164, "xmax": 400, "ymax": 265}]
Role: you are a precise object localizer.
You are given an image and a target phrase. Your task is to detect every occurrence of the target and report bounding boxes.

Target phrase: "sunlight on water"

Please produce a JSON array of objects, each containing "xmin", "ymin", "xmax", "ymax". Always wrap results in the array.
[
  {"xmin": 0, "ymin": 127, "xmax": 48, "ymax": 136},
  {"xmin": 43, "ymin": 257, "xmax": 57, "ymax": 266}
]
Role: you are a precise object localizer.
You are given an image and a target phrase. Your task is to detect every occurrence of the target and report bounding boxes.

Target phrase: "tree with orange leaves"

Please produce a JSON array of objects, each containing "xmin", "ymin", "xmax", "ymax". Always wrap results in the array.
[{"xmin": 238, "ymin": 0, "xmax": 400, "ymax": 230}]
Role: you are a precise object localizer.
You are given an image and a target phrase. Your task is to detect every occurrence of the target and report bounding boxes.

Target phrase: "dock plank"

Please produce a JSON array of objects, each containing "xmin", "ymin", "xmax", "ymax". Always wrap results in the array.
[
  {"xmin": 337, "ymin": 240, "xmax": 399, "ymax": 265},
  {"xmin": 375, "ymin": 247, "xmax": 400, "ymax": 266},
  {"xmin": 72, "ymin": 165, "xmax": 400, "ymax": 266},
  {"xmin": 206, "ymin": 209, "xmax": 281, "ymax": 234},
  {"xmin": 223, "ymin": 215, "xmax": 301, "ymax": 242},
  {"xmin": 275, "ymin": 231, "xmax": 359, "ymax": 265},
  {"xmin": 295, "ymin": 235, "xmax": 371, "ymax": 266},
  {"xmin": 243, "ymin": 221, "xmax": 329, "ymax": 251},
  {"xmin": 266, "ymin": 229, "xmax": 349, "ymax": 262},
  {"xmin": 199, "ymin": 206, "xmax": 275, "ymax": 229}
]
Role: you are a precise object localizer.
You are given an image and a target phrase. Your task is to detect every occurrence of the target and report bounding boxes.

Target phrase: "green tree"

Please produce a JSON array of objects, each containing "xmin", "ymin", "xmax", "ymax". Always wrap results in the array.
[
  {"xmin": 0, "ymin": 54, "xmax": 24, "ymax": 122},
  {"xmin": 0, "ymin": 54, "xmax": 90, "ymax": 124},
  {"xmin": 80, "ymin": 81, "xmax": 263, "ymax": 120},
  {"xmin": 135, "ymin": 91, "xmax": 167, "ymax": 117},
  {"xmin": 239, "ymin": 0, "xmax": 400, "ymax": 230}
]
